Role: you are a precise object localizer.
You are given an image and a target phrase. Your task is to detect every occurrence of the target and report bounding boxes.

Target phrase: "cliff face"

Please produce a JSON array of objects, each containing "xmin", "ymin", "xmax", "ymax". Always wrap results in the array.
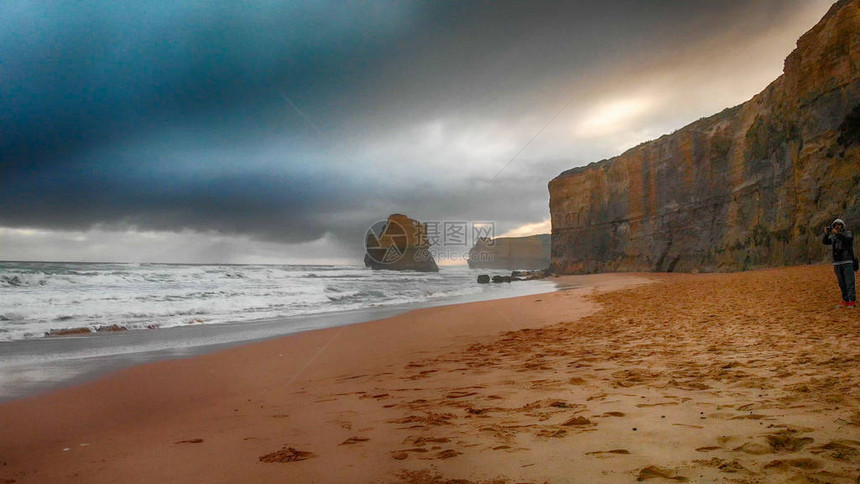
[
  {"xmin": 364, "ymin": 213, "xmax": 439, "ymax": 272},
  {"xmin": 549, "ymin": 0, "xmax": 860, "ymax": 274},
  {"xmin": 468, "ymin": 234, "xmax": 551, "ymax": 270}
]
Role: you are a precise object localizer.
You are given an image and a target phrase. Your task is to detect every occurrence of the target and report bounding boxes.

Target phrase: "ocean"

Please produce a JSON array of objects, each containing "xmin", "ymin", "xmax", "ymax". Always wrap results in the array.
[
  {"xmin": 0, "ymin": 261, "xmax": 558, "ymax": 400},
  {"xmin": 0, "ymin": 261, "xmax": 544, "ymax": 342}
]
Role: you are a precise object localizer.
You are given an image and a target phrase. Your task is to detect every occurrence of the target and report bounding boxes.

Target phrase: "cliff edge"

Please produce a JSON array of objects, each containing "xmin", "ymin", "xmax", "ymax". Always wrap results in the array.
[
  {"xmin": 549, "ymin": 0, "xmax": 860, "ymax": 273},
  {"xmin": 468, "ymin": 234, "xmax": 551, "ymax": 270}
]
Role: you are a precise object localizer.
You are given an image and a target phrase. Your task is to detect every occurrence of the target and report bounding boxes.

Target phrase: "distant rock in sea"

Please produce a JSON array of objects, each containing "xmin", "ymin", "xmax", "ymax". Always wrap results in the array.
[
  {"xmin": 549, "ymin": 0, "xmax": 860, "ymax": 274},
  {"xmin": 468, "ymin": 234, "xmax": 550, "ymax": 270},
  {"xmin": 476, "ymin": 270, "xmax": 548, "ymax": 284},
  {"xmin": 364, "ymin": 214, "xmax": 439, "ymax": 272}
]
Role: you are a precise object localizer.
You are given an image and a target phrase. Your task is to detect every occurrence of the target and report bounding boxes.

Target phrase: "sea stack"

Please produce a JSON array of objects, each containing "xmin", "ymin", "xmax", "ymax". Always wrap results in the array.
[
  {"xmin": 468, "ymin": 234, "xmax": 551, "ymax": 270},
  {"xmin": 549, "ymin": 0, "xmax": 860, "ymax": 274},
  {"xmin": 364, "ymin": 214, "xmax": 439, "ymax": 272}
]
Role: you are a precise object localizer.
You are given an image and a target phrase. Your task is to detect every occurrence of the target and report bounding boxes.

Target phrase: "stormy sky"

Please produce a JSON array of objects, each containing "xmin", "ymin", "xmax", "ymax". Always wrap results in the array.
[{"xmin": 0, "ymin": 1, "xmax": 834, "ymax": 264}]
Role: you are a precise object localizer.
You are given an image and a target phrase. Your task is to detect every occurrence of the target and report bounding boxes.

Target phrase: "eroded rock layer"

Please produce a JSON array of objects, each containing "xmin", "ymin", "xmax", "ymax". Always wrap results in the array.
[
  {"xmin": 549, "ymin": 0, "xmax": 860, "ymax": 273},
  {"xmin": 468, "ymin": 234, "xmax": 551, "ymax": 270}
]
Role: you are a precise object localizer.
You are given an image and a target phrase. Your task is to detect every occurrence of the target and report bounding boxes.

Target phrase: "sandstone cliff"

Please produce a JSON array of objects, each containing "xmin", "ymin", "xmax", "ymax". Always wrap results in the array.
[
  {"xmin": 549, "ymin": 0, "xmax": 860, "ymax": 274},
  {"xmin": 468, "ymin": 234, "xmax": 551, "ymax": 270},
  {"xmin": 364, "ymin": 213, "xmax": 439, "ymax": 272}
]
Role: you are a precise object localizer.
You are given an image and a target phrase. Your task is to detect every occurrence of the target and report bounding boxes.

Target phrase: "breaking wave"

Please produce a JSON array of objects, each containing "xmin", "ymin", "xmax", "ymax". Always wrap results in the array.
[{"xmin": 0, "ymin": 262, "xmax": 517, "ymax": 341}]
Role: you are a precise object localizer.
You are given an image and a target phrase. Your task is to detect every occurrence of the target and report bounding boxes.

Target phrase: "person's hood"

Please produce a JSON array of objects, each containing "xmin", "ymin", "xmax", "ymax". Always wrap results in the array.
[{"xmin": 832, "ymin": 218, "xmax": 847, "ymax": 229}]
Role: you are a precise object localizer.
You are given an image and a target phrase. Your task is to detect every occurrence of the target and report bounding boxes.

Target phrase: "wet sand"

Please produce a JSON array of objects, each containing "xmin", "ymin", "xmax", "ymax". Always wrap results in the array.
[
  {"xmin": 0, "ymin": 277, "xmax": 559, "ymax": 403},
  {"xmin": 1, "ymin": 266, "xmax": 859, "ymax": 483}
]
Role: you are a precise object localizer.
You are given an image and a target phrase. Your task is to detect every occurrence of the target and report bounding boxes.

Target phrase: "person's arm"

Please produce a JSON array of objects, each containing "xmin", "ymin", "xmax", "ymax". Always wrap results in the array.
[
  {"xmin": 841, "ymin": 229, "xmax": 853, "ymax": 242},
  {"xmin": 823, "ymin": 229, "xmax": 832, "ymax": 245}
]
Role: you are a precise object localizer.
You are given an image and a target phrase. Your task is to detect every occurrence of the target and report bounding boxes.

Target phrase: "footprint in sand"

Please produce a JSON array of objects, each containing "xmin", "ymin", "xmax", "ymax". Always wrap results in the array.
[
  {"xmin": 810, "ymin": 439, "xmax": 860, "ymax": 462},
  {"xmin": 586, "ymin": 449, "xmax": 630, "ymax": 455},
  {"xmin": 328, "ymin": 418, "xmax": 353, "ymax": 430},
  {"xmin": 390, "ymin": 447, "xmax": 431, "ymax": 460},
  {"xmin": 174, "ymin": 438, "xmax": 204, "ymax": 444},
  {"xmin": 766, "ymin": 430, "xmax": 815, "ymax": 452},
  {"xmin": 636, "ymin": 402, "xmax": 678, "ymax": 408},
  {"xmin": 259, "ymin": 447, "xmax": 315, "ymax": 463},
  {"xmin": 725, "ymin": 428, "xmax": 815, "ymax": 456},
  {"xmin": 732, "ymin": 442, "xmax": 772, "ymax": 455},
  {"xmin": 636, "ymin": 465, "xmax": 688, "ymax": 482},
  {"xmin": 692, "ymin": 457, "xmax": 745, "ymax": 474},
  {"xmin": 433, "ymin": 449, "xmax": 461, "ymax": 459},
  {"xmin": 387, "ymin": 412, "xmax": 455, "ymax": 427},
  {"xmin": 672, "ymin": 423, "xmax": 704, "ymax": 429},
  {"xmin": 763, "ymin": 457, "xmax": 823, "ymax": 470},
  {"xmin": 464, "ymin": 406, "xmax": 496, "ymax": 416},
  {"xmin": 404, "ymin": 436, "xmax": 451, "ymax": 446},
  {"xmin": 729, "ymin": 413, "xmax": 771, "ymax": 420},
  {"xmin": 562, "ymin": 416, "xmax": 592, "ymax": 426},
  {"xmin": 394, "ymin": 447, "xmax": 428, "ymax": 454},
  {"xmin": 338, "ymin": 437, "xmax": 370, "ymax": 446}
]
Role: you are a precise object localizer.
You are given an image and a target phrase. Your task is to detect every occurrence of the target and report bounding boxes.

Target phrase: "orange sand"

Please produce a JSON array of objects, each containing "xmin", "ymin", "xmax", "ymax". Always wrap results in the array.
[{"xmin": 1, "ymin": 267, "xmax": 859, "ymax": 483}]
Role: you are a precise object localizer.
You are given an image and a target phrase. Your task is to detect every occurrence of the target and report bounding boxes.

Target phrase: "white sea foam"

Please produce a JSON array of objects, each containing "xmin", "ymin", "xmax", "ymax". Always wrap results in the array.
[{"xmin": 0, "ymin": 262, "xmax": 519, "ymax": 341}]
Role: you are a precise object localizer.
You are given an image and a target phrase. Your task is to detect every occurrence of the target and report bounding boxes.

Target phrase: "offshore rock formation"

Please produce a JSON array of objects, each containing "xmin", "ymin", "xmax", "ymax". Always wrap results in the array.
[
  {"xmin": 475, "ymin": 270, "xmax": 549, "ymax": 284},
  {"xmin": 364, "ymin": 214, "xmax": 439, "ymax": 272},
  {"xmin": 549, "ymin": 0, "xmax": 860, "ymax": 274},
  {"xmin": 468, "ymin": 234, "xmax": 551, "ymax": 270}
]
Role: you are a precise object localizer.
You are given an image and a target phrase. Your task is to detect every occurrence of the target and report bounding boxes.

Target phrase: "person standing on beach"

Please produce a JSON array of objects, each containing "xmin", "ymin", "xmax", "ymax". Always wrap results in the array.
[{"xmin": 823, "ymin": 218, "xmax": 856, "ymax": 308}]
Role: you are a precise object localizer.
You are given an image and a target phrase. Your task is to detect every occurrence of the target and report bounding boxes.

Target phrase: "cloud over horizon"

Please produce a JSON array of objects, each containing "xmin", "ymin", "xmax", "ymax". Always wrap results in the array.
[{"xmin": 0, "ymin": 0, "xmax": 835, "ymax": 263}]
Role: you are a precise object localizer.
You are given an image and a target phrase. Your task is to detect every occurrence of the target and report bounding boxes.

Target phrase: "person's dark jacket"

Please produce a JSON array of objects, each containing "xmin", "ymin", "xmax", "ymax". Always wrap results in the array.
[{"xmin": 823, "ymin": 219, "xmax": 855, "ymax": 263}]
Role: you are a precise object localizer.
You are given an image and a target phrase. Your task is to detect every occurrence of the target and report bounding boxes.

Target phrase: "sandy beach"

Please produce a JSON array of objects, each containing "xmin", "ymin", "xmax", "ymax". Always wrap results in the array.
[{"xmin": 1, "ymin": 266, "xmax": 859, "ymax": 483}]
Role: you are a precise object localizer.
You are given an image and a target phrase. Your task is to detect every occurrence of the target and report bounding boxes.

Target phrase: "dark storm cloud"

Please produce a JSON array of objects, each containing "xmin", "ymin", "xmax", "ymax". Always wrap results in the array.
[
  {"xmin": 1, "ymin": 1, "xmax": 412, "ymax": 164},
  {"xmin": 0, "ymin": 0, "xmax": 833, "ymax": 260}
]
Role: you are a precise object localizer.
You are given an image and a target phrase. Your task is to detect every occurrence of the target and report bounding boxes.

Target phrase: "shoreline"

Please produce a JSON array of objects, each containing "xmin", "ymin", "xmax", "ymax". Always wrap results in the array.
[
  {"xmin": 2, "ymin": 266, "xmax": 858, "ymax": 483},
  {"xmin": 0, "ymin": 276, "xmax": 560, "ymax": 403},
  {"xmin": 0, "ymin": 272, "xmax": 648, "ymax": 483}
]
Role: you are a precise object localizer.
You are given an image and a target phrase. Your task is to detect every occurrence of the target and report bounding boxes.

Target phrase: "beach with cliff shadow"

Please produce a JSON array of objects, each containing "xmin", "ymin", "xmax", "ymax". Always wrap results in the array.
[
  {"xmin": 1, "ymin": 266, "xmax": 859, "ymax": 483},
  {"xmin": 2, "ymin": 0, "xmax": 859, "ymax": 482},
  {"xmin": 0, "ymin": 272, "xmax": 646, "ymax": 483}
]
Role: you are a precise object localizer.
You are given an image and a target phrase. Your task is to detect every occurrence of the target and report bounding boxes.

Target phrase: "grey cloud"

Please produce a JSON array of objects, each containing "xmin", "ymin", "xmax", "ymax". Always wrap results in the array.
[{"xmin": 0, "ymin": 0, "xmax": 835, "ymax": 262}]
